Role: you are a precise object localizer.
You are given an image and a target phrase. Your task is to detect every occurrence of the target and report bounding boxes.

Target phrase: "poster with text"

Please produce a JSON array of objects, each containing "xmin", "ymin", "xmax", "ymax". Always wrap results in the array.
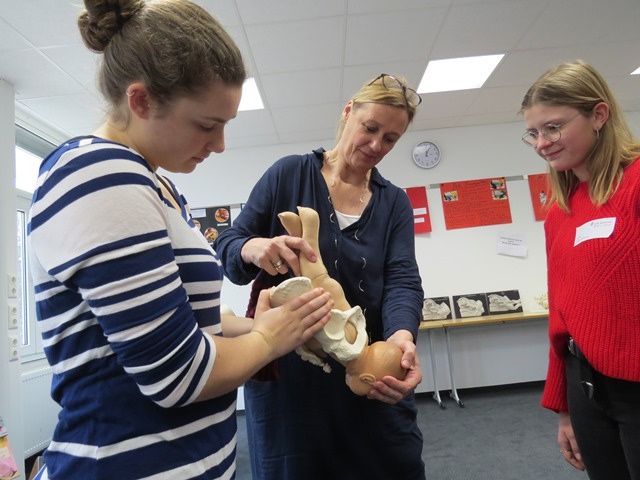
[
  {"xmin": 527, "ymin": 173, "xmax": 552, "ymax": 221},
  {"xmin": 190, "ymin": 205, "xmax": 232, "ymax": 245},
  {"xmin": 440, "ymin": 177, "xmax": 512, "ymax": 230},
  {"xmin": 404, "ymin": 186, "xmax": 432, "ymax": 234}
]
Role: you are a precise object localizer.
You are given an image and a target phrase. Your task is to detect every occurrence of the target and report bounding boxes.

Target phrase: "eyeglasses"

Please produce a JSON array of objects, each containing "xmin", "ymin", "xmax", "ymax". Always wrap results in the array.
[
  {"xmin": 521, "ymin": 113, "xmax": 581, "ymax": 147},
  {"xmin": 368, "ymin": 73, "xmax": 422, "ymax": 106}
]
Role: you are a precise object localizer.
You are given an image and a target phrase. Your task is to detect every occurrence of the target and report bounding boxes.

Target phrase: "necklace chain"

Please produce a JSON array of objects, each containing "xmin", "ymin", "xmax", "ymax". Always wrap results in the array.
[
  {"xmin": 328, "ymin": 175, "xmax": 369, "ymax": 206},
  {"xmin": 324, "ymin": 158, "xmax": 370, "ymax": 215}
]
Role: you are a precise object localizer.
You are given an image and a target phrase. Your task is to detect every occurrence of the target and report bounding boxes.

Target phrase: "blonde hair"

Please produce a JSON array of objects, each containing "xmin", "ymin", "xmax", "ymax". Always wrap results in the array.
[
  {"xmin": 78, "ymin": 0, "xmax": 246, "ymax": 123},
  {"xmin": 520, "ymin": 60, "xmax": 640, "ymax": 212},
  {"xmin": 336, "ymin": 74, "xmax": 419, "ymax": 141}
]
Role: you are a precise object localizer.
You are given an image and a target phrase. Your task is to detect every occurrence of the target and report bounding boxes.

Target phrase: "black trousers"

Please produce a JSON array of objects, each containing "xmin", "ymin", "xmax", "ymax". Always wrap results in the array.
[{"xmin": 565, "ymin": 349, "xmax": 640, "ymax": 480}]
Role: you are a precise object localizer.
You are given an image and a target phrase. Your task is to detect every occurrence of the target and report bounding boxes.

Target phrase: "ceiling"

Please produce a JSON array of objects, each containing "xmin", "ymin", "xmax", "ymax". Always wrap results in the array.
[{"xmin": 2, "ymin": 0, "xmax": 640, "ymax": 149}]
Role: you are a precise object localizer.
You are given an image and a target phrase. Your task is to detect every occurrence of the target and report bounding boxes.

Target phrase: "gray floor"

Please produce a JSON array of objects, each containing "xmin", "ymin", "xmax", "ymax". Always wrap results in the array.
[{"xmin": 234, "ymin": 382, "xmax": 587, "ymax": 480}]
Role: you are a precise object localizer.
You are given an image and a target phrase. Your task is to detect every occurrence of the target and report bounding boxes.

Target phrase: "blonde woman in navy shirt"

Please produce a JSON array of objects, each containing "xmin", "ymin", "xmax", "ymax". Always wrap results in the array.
[{"xmin": 215, "ymin": 74, "xmax": 426, "ymax": 480}]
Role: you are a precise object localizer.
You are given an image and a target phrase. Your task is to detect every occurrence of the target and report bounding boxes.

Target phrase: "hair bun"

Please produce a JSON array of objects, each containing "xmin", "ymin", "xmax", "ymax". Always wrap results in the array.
[{"xmin": 78, "ymin": 0, "xmax": 144, "ymax": 53}]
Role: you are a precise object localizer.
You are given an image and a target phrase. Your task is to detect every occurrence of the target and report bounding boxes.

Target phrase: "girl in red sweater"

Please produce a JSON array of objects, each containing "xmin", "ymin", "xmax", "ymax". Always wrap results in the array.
[{"xmin": 520, "ymin": 60, "xmax": 640, "ymax": 480}]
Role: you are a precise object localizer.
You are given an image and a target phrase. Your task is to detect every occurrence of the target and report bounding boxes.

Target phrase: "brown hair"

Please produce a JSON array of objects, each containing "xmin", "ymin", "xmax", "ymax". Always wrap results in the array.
[
  {"xmin": 520, "ymin": 60, "xmax": 640, "ymax": 212},
  {"xmin": 336, "ymin": 74, "xmax": 419, "ymax": 140},
  {"xmin": 78, "ymin": 0, "xmax": 246, "ymax": 123}
]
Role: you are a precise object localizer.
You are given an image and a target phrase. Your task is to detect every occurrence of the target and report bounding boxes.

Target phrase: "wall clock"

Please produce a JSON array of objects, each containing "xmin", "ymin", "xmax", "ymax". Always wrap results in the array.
[{"xmin": 412, "ymin": 141, "xmax": 441, "ymax": 169}]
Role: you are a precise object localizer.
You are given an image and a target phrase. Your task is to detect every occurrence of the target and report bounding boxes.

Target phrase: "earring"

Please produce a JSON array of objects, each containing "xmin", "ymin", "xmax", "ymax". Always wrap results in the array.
[
  {"xmin": 126, "ymin": 90, "xmax": 135, "ymax": 97},
  {"xmin": 595, "ymin": 129, "xmax": 600, "ymax": 139}
]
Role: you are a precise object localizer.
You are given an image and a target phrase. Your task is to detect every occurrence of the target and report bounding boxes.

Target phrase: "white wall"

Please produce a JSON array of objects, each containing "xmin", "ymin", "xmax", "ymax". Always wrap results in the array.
[{"xmin": 1, "ymin": 80, "xmax": 26, "ymax": 479}]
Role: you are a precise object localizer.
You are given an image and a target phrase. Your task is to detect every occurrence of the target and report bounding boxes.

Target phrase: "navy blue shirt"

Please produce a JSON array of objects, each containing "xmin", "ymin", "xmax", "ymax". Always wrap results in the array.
[
  {"xmin": 215, "ymin": 148, "xmax": 423, "ymax": 343},
  {"xmin": 214, "ymin": 149, "xmax": 426, "ymax": 480}
]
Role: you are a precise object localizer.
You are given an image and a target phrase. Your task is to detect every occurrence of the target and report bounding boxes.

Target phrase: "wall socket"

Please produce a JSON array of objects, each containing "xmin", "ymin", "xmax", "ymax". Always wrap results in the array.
[
  {"xmin": 8, "ymin": 304, "xmax": 18, "ymax": 330},
  {"xmin": 7, "ymin": 273, "xmax": 18, "ymax": 299},
  {"xmin": 8, "ymin": 335, "xmax": 19, "ymax": 362}
]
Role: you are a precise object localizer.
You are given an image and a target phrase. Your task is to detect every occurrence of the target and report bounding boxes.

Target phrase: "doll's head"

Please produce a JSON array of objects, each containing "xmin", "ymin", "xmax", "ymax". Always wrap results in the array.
[{"xmin": 345, "ymin": 341, "xmax": 406, "ymax": 396}]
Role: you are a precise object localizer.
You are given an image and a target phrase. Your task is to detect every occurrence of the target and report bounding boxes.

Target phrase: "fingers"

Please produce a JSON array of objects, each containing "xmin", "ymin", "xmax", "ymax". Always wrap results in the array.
[
  {"xmin": 272, "ymin": 237, "xmax": 315, "ymax": 277},
  {"xmin": 270, "ymin": 257, "xmax": 285, "ymax": 275},
  {"xmin": 557, "ymin": 415, "xmax": 585, "ymax": 471},
  {"xmin": 560, "ymin": 448, "xmax": 585, "ymax": 471},
  {"xmin": 247, "ymin": 235, "xmax": 316, "ymax": 276},
  {"xmin": 366, "ymin": 353, "xmax": 422, "ymax": 405},
  {"xmin": 367, "ymin": 378, "xmax": 405, "ymax": 404},
  {"xmin": 400, "ymin": 344, "xmax": 418, "ymax": 369},
  {"xmin": 282, "ymin": 288, "xmax": 333, "ymax": 340}
]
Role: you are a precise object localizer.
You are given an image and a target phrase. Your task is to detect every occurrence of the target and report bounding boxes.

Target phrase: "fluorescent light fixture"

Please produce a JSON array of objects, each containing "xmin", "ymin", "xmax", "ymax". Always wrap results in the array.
[
  {"xmin": 632, "ymin": 66, "xmax": 640, "ymax": 75},
  {"xmin": 418, "ymin": 54, "xmax": 505, "ymax": 94},
  {"xmin": 238, "ymin": 77, "xmax": 264, "ymax": 111}
]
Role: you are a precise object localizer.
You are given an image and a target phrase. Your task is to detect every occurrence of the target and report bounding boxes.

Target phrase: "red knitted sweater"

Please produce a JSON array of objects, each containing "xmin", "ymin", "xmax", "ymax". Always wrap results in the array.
[{"xmin": 542, "ymin": 158, "xmax": 640, "ymax": 412}]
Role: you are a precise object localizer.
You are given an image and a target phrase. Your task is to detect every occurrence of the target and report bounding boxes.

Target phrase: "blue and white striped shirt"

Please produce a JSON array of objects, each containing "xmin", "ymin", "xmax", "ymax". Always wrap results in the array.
[{"xmin": 28, "ymin": 137, "xmax": 237, "ymax": 479}]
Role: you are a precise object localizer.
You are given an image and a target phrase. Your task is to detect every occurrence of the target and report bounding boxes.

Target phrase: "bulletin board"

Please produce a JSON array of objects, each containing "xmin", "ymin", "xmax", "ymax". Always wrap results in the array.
[{"xmin": 440, "ymin": 177, "xmax": 512, "ymax": 230}]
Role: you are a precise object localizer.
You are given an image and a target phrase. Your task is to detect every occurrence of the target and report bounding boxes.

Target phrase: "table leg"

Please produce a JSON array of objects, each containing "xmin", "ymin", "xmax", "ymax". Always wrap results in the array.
[
  {"xmin": 444, "ymin": 327, "xmax": 464, "ymax": 407},
  {"xmin": 426, "ymin": 329, "xmax": 446, "ymax": 409}
]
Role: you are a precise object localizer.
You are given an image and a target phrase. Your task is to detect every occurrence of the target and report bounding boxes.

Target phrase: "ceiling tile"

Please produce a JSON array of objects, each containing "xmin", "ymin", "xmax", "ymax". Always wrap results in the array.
[
  {"xmin": 0, "ymin": 49, "xmax": 83, "ymax": 99},
  {"xmin": 0, "ymin": 0, "xmax": 82, "ymax": 48},
  {"xmin": 224, "ymin": 109, "xmax": 277, "ymax": 138},
  {"xmin": 41, "ymin": 45, "xmax": 101, "ymax": 89},
  {"xmin": 345, "ymin": 9, "xmax": 447, "ymax": 66},
  {"xmin": 236, "ymin": 0, "xmax": 346, "ymax": 24},
  {"xmin": 226, "ymin": 134, "xmax": 282, "ymax": 150},
  {"xmin": 516, "ymin": 0, "xmax": 627, "ymax": 50},
  {"xmin": 431, "ymin": 1, "xmax": 546, "ymax": 59},
  {"xmin": 466, "ymin": 86, "xmax": 529, "ymax": 115},
  {"xmin": 260, "ymin": 68, "xmax": 342, "ymax": 109},
  {"xmin": 0, "ymin": 17, "xmax": 31, "ymax": 51},
  {"xmin": 348, "ymin": 0, "xmax": 451, "ymax": 14},
  {"xmin": 194, "ymin": 0, "xmax": 243, "ymax": 27},
  {"xmin": 246, "ymin": 17, "xmax": 345, "ymax": 74},
  {"xmin": 271, "ymin": 102, "xmax": 343, "ymax": 135},
  {"xmin": 419, "ymin": 90, "xmax": 479, "ymax": 119}
]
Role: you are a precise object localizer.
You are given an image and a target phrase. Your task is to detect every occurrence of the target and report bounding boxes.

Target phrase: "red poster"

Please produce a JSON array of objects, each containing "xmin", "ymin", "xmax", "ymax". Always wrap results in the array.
[
  {"xmin": 527, "ymin": 173, "xmax": 551, "ymax": 221},
  {"xmin": 440, "ymin": 177, "xmax": 512, "ymax": 230},
  {"xmin": 404, "ymin": 186, "xmax": 432, "ymax": 234}
]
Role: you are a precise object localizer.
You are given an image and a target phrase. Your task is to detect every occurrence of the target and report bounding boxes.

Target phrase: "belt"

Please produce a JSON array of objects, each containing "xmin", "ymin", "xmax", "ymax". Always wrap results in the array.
[{"xmin": 567, "ymin": 337, "xmax": 595, "ymax": 399}]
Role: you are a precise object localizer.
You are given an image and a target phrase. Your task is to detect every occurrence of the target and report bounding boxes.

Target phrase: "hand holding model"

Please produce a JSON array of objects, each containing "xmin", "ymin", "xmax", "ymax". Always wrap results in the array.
[{"xmin": 271, "ymin": 206, "xmax": 406, "ymax": 395}]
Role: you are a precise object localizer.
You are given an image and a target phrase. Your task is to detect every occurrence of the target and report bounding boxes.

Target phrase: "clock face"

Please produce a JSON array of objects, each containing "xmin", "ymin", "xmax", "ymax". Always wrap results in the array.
[{"xmin": 412, "ymin": 141, "xmax": 441, "ymax": 169}]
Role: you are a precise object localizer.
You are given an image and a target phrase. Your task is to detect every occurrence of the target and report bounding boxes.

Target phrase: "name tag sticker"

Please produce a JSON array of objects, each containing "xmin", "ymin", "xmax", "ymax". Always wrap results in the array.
[{"xmin": 574, "ymin": 217, "xmax": 616, "ymax": 246}]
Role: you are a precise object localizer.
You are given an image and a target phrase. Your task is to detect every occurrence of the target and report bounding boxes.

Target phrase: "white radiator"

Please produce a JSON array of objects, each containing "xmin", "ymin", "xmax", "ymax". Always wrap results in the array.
[{"xmin": 22, "ymin": 366, "xmax": 59, "ymax": 457}]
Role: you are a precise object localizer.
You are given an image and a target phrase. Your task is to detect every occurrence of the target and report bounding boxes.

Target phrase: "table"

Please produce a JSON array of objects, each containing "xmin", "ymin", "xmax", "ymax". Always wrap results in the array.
[{"xmin": 419, "ymin": 311, "xmax": 548, "ymax": 408}]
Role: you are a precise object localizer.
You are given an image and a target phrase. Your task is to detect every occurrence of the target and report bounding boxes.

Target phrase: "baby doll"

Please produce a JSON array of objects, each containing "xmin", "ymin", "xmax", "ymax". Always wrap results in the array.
[{"xmin": 270, "ymin": 206, "xmax": 406, "ymax": 395}]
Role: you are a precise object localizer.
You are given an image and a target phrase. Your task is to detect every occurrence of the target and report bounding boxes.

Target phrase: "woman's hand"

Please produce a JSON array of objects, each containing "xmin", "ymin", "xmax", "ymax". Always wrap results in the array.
[
  {"xmin": 196, "ymin": 288, "xmax": 333, "ymax": 401},
  {"xmin": 367, "ymin": 331, "xmax": 422, "ymax": 404},
  {"xmin": 252, "ymin": 287, "xmax": 333, "ymax": 360},
  {"xmin": 241, "ymin": 236, "xmax": 317, "ymax": 276},
  {"xmin": 558, "ymin": 412, "xmax": 585, "ymax": 471}
]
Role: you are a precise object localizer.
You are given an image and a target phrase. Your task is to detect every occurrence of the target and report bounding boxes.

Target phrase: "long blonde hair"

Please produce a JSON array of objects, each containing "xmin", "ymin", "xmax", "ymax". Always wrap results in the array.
[{"xmin": 520, "ymin": 60, "xmax": 640, "ymax": 212}]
